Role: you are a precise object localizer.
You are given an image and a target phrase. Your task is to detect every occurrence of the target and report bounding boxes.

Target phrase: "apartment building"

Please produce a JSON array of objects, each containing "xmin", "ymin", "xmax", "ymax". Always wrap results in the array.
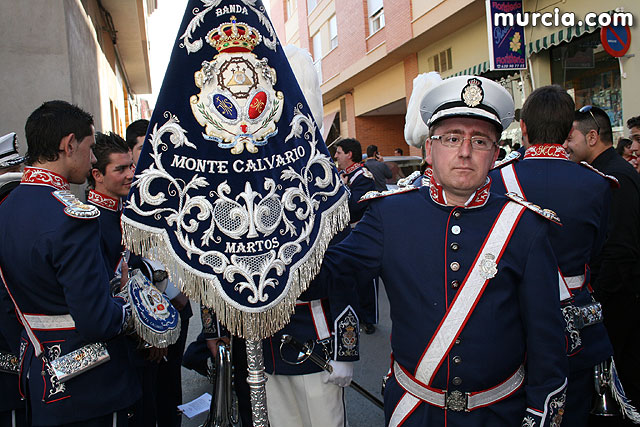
[
  {"xmin": 0, "ymin": 0, "xmax": 156, "ymax": 146},
  {"xmin": 269, "ymin": 0, "xmax": 640, "ymax": 156}
]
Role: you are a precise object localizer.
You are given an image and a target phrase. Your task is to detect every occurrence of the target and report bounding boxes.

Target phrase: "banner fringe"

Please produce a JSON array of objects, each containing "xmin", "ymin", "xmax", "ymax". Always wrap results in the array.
[{"xmin": 121, "ymin": 193, "xmax": 349, "ymax": 340}]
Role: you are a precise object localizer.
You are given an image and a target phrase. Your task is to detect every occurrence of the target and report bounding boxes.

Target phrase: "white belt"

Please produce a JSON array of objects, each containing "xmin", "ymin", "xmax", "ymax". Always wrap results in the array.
[
  {"xmin": 565, "ymin": 274, "xmax": 585, "ymax": 290},
  {"xmin": 393, "ymin": 361, "xmax": 525, "ymax": 412},
  {"xmin": 23, "ymin": 314, "xmax": 75, "ymax": 330}
]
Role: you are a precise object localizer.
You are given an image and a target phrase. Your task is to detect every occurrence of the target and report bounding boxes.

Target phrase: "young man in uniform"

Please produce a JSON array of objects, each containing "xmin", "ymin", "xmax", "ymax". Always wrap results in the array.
[
  {"xmin": 565, "ymin": 106, "xmax": 640, "ymax": 425},
  {"xmin": 490, "ymin": 86, "xmax": 616, "ymax": 426},
  {"xmin": 0, "ymin": 100, "xmax": 140, "ymax": 426},
  {"xmin": 87, "ymin": 132, "xmax": 134, "ymax": 275},
  {"xmin": 318, "ymin": 76, "xmax": 568, "ymax": 426}
]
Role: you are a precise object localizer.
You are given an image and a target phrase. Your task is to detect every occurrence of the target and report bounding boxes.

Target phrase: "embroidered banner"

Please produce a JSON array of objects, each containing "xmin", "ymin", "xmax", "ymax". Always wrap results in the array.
[{"xmin": 121, "ymin": 0, "xmax": 349, "ymax": 340}]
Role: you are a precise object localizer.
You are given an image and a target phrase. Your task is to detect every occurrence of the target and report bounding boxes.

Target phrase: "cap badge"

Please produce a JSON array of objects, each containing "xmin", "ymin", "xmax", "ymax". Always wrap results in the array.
[{"xmin": 461, "ymin": 78, "xmax": 484, "ymax": 108}]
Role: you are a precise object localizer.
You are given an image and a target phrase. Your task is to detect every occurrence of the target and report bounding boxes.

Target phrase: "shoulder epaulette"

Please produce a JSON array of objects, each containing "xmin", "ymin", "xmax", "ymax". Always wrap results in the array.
[
  {"xmin": 358, "ymin": 186, "xmax": 419, "ymax": 203},
  {"xmin": 361, "ymin": 167, "xmax": 374, "ymax": 180},
  {"xmin": 334, "ymin": 305, "xmax": 359, "ymax": 359},
  {"xmin": 505, "ymin": 192, "xmax": 561, "ymax": 225},
  {"xmin": 397, "ymin": 171, "xmax": 421, "ymax": 187},
  {"xmin": 579, "ymin": 161, "xmax": 620, "ymax": 188},
  {"xmin": 491, "ymin": 151, "xmax": 521, "ymax": 170},
  {"xmin": 52, "ymin": 190, "xmax": 100, "ymax": 219}
]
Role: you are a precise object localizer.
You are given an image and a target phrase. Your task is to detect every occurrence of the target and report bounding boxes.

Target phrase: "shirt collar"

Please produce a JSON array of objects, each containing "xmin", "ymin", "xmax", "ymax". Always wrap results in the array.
[
  {"xmin": 523, "ymin": 143, "xmax": 569, "ymax": 160},
  {"xmin": 87, "ymin": 189, "xmax": 121, "ymax": 212},
  {"xmin": 429, "ymin": 175, "xmax": 491, "ymax": 208},
  {"xmin": 21, "ymin": 167, "xmax": 70, "ymax": 190}
]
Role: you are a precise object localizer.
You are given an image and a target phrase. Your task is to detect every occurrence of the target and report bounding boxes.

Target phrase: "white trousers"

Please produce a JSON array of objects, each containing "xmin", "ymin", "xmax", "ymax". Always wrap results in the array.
[{"xmin": 265, "ymin": 371, "xmax": 347, "ymax": 427}]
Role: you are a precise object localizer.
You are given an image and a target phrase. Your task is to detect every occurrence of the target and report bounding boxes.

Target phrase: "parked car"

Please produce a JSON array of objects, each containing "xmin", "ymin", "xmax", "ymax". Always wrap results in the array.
[{"xmin": 383, "ymin": 155, "xmax": 423, "ymax": 187}]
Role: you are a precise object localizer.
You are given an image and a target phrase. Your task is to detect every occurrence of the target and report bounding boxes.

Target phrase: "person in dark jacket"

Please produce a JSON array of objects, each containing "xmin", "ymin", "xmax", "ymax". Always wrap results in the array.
[
  {"xmin": 564, "ymin": 105, "xmax": 640, "ymax": 425},
  {"xmin": 364, "ymin": 144, "xmax": 392, "ymax": 191}
]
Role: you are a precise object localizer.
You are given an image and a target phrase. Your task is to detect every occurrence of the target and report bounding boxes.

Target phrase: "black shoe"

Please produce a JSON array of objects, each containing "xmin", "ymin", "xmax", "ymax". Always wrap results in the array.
[{"xmin": 363, "ymin": 323, "xmax": 376, "ymax": 334}]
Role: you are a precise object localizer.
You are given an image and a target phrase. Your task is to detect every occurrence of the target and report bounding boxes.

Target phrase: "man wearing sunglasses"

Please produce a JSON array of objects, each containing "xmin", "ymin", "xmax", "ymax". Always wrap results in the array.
[
  {"xmin": 491, "ymin": 87, "xmax": 618, "ymax": 426},
  {"xmin": 564, "ymin": 106, "xmax": 640, "ymax": 423},
  {"xmin": 315, "ymin": 76, "xmax": 568, "ymax": 426}
]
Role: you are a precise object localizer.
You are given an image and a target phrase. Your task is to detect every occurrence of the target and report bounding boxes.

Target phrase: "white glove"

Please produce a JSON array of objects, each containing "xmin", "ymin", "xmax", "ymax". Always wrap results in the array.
[{"xmin": 321, "ymin": 360, "xmax": 354, "ymax": 387}]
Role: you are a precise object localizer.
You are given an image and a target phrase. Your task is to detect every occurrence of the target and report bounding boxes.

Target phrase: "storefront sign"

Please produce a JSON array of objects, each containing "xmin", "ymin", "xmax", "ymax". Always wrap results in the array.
[
  {"xmin": 485, "ymin": 0, "xmax": 527, "ymax": 71},
  {"xmin": 601, "ymin": 24, "xmax": 631, "ymax": 57}
]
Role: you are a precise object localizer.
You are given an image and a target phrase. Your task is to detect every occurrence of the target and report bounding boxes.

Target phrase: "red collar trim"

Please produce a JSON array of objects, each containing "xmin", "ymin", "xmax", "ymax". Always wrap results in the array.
[
  {"xmin": 87, "ymin": 190, "xmax": 120, "ymax": 212},
  {"xmin": 424, "ymin": 167, "xmax": 433, "ymax": 179},
  {"xmin": 21, "ymin": 167, "xmax": 70, "ymax": 190},
  {"xmin": 429, "ymin": 176, "xmax": 491, "ymax": 208},
  {"xmin": 523, "ymin": 144, "xmax": 569, "ymax": 160},
  {"xmin": 344, "ymin": 162, "xmax": 363, "ymax": 175}
]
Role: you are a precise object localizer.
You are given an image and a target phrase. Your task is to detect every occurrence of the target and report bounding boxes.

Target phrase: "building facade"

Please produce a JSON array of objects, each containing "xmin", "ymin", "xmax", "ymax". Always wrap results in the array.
[
  {"xmin": 0, "ymin": 0, "xmax": 156, "ymax": 146},
  {"xmin": 269, "ymin": 0, "xmax": 640, "ymax": 156}
]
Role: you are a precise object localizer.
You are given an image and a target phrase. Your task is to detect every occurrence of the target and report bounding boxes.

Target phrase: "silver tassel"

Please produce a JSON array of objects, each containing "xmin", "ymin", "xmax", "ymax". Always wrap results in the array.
[
  {"xmin": 610, "ymin": 357, "xmax": 640, "ymax": 423},
  {"xmin": 121, "ymin": 192, "xmax": 349, "ymax": 340}
]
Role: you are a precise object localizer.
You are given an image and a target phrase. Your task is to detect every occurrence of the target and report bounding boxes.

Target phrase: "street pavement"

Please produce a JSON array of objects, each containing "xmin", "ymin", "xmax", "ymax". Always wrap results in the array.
[{"xmin": 180, "ymin": 283, "xmax": 391, "ymax": 427}]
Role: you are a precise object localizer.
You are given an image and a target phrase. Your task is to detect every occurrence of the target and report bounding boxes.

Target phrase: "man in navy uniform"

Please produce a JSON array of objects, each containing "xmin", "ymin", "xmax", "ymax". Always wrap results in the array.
[
  {"xmin": 334, "ymin": 138, "xmax": 375, "ymax": 224},
  {"xmin": 317, "ymin": 76, "xmax": 568, "ymax": 426},
  {"xmin": 0, "ymin": 132, "xmax": 27, "ymax": 426},
  {"xmin": 0, "ymin": 100, "xmax": 140, "ymax": 426},
  {"xmin": 490, "ymin": 86, "xmax": 615, "ymax": 426},
  {"xmin": 334, "ymin": 138, "xmax": 378, "ymax": 334},
  {"xmin": 565, "ymin": 106, "xmax": 640, "ymax": 424},
  {"xmin": 87, "ymin": 132, "xmax": 134, "ymax": 275}
]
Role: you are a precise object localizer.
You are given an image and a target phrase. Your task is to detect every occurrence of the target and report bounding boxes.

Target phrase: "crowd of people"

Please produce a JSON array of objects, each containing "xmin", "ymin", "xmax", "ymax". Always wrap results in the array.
[{"xmin": 1, "ymin": 71, "xmax": 640, "ymax": 427}]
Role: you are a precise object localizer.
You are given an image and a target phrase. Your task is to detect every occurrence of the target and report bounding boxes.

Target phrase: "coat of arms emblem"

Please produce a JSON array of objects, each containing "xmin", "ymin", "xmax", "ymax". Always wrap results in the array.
[{"xmin": 190, "ymin": 16, "xmax": 284, "ymax": 154}]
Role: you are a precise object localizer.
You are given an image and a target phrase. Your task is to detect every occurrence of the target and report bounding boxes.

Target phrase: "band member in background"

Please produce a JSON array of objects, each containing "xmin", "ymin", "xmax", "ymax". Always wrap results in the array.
[
  {"xmin": 334, "ymin": 138, "xmax": 378, "ymax": 335},
  {"xmin": 87, "ymin": 132, "xmax": 134, "ymax": 274},
  {"xmin": 0, "ymin": 131, "xmax": 27, "ymax": 426},
  {"xmin": 491, "ymin": 86, "xmax": 617, "ymax": 426}
]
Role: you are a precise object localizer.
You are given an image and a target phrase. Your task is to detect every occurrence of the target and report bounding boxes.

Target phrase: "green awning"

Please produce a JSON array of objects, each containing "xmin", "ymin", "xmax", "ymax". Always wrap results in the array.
[
  {"xmin": 449, "ymin": 61, "xmax": 490, "ymax": 77},
  {"xmin": 526, "ymin": 19, "xmax": 603, "ymax": 56}
]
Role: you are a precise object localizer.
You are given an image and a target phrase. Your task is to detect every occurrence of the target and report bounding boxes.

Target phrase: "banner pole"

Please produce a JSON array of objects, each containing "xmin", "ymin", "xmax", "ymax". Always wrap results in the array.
[{"xmin": 246, "ymin": 332, "xmax": 269, "ymax": 426}]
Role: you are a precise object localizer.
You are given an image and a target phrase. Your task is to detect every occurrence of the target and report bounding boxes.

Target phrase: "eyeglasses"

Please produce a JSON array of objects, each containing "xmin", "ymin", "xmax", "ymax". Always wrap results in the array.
[
  {"xmin": 431, "ymin": 133, "xmax": 496, "ymax": 151},
  {"xmin": 579, "ymin": 105, "xmax": 600, "ymax": 135}
]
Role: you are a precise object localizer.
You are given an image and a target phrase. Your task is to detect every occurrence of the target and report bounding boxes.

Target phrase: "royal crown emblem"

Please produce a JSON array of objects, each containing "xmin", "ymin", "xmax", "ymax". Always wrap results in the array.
[
  {"xmin": 190, "ymin": 16, "xmax": 284, "ymax": 154},
  {"xmin": 461, "ymin": 78, "xmax": 484, "ymax": 108}
]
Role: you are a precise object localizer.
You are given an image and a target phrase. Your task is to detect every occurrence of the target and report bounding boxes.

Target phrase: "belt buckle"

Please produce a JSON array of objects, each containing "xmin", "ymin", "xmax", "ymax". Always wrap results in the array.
[{"xmin": 445, "ymin": 390, "xmax": 469, "ymax": 412}]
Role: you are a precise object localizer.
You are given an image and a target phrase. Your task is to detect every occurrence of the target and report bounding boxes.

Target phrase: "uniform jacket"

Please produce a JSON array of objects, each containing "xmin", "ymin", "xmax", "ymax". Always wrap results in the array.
[
  {"xmin": 88, "ymin": 189, "xmax": 124, "ymax": 276},
  {"xmin": 490, "ymin": 143, "xmax": 614, "ymax": 371},
  {"xmin": 317, "ymin": 179, "xmax": 568, "ymax": 427},
  {"xmin": 0, "ymin": 296, "xmax": 23, "ymax": 413},
  {"xmin": 0, "ymin": 167, "xmax": 140, "ymax": 425},
  {"xmin": 343, "ymin": 162, "xmax": 375, "ymax": 223},
  {"xmin": 0, "ymin": 172, "xmax": 24, "ymax": 414}
]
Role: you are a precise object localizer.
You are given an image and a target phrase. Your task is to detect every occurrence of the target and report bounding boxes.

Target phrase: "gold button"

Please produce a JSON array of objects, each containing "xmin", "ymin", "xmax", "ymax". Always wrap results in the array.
[{"xmin": 450, "ymin": 262, "xmax": 460, "ymax": 271}]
